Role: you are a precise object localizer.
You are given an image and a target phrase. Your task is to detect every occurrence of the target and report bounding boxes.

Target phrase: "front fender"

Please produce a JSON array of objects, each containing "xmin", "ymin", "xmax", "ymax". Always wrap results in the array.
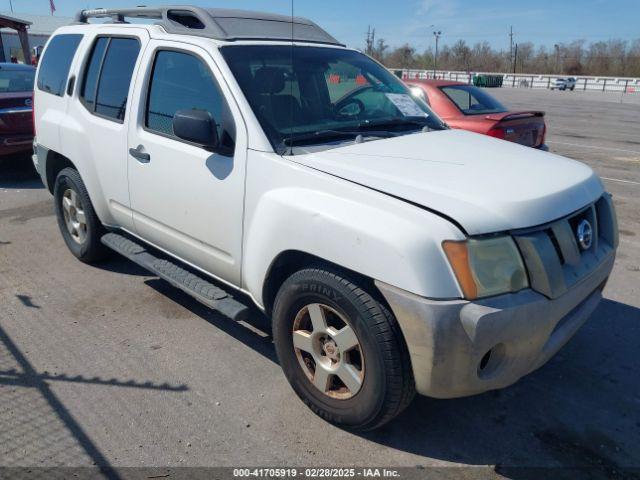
[{"xmin": 243, "ymin": 181, "xmax": 465, "ymax": 307}]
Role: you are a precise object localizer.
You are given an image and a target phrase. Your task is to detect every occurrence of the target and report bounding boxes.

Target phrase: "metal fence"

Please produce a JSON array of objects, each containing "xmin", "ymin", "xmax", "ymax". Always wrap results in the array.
[{"xmin": 396, "ymin": 69, "xmax": 640, "ymax": 93}]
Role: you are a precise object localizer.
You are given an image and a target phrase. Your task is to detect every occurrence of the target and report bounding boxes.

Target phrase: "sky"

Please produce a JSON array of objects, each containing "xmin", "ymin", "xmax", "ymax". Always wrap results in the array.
[{"xmin": 3, "ymin": 0, "xmax": 639, "ymax": 52}]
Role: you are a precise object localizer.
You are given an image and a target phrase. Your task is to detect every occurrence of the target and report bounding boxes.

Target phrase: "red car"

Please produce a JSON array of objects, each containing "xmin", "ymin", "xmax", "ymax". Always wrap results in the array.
[
  {"xmin": 407, "ymin": 79, "xmax": 547, "ymax": 149},
  {"xmin": 0, "ymin": 63, "xmax": 36, "ymax": 157}
]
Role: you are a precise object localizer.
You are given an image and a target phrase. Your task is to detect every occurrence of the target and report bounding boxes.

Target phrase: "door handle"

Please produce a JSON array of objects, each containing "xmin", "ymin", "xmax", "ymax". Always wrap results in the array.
[{"xmin": 129, "ymin": 145, "xmax": 150, "ymax": 163}]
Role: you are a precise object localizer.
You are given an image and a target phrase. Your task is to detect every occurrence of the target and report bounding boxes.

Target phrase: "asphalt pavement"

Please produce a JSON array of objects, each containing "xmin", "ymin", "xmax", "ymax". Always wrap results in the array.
[{"xmin": 0, "ymin": 88, "xmax": 639, "ymax": 478}]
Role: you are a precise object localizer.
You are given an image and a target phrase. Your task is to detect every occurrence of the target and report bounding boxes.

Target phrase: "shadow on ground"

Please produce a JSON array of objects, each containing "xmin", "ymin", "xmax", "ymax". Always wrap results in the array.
[
  {"xmin": 0, "ymin": 322, "xmax": 188, "ymax": 478},
  {"xmin": 0, "ymin": 154, "xmax": 43, "ymax": 190}
]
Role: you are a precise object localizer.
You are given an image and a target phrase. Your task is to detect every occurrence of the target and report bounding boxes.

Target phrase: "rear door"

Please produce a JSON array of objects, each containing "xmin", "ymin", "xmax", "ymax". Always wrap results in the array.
[
  {"xmin": 126, "ymin": 40, "xmax": 247, "ymax": 285},
  {"xmin": 62, "ymin": 28, "xmax": 149, "ymax": 230}
]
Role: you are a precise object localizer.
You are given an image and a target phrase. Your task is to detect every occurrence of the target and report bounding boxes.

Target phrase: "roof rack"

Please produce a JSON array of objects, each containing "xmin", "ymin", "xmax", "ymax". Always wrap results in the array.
[{"xmin": 73, "ymin": 6, "xmax": 344, "ymax": 46}]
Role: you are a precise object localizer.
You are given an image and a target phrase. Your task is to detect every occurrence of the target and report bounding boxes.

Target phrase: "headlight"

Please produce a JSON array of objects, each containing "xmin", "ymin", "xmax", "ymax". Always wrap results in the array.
[
  {"xmin": 442, "ymin": 236, "xmax": 529, "ymax": 300},
  {"xmin": 409, "ymin": 86, "xmax": 426, "ymax": 101}
]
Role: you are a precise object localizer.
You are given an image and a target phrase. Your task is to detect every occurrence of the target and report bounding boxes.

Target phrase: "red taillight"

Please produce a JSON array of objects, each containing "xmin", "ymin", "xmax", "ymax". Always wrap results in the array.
[{"xmin": 487, "ymin": 127, "xmax": 505, "ymax": 140}]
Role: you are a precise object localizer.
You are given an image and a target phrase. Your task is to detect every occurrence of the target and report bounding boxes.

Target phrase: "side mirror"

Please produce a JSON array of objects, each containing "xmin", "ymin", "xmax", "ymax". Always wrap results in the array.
[{"xmin": 172, "ymin": 109, "xmax": 219, "ymax": 149}]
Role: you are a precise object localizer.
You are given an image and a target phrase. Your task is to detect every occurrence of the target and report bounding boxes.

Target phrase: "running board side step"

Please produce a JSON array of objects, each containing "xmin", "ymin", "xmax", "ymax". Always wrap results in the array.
[{"xmin": 101, "ymin": 232, "xmax": 249, "ymax": 321}]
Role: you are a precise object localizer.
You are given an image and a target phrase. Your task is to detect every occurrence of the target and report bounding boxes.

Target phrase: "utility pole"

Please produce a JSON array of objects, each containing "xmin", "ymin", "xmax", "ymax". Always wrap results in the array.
[
  {"xmin": 371, "ymin": 28, "xmax": 375, "ymax": 56},
  {"xmin": 365, "ymin": 26, "xmax": 376, "ymax": 56},
  {"xmin": 509, "ymin": 26, "xmax": 514, "ymax": 70},
  {"xmin": 513, "ymin": 43, "xmax": 518, "ymax": 74},
  {"xmin": 554, "ymin": 44, "xmax": 560, "ymax": 73},
  {"xmin": 9, "ymin": 0, "xmax": 13, "ymax": 13},
  {"xmin": 433, "ymin": 30, "xmax": 441, "ymax": 78}
]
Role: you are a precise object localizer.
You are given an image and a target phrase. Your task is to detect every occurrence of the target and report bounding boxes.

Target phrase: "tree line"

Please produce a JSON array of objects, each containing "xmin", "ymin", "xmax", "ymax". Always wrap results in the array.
[{"xmin": 368, "ymin": 38, "xmax": 640, "ymax": 77}]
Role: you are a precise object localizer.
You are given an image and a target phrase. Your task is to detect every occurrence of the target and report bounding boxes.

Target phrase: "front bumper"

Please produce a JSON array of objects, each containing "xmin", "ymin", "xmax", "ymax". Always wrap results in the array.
[{"xmin": 376, "ymin": 250, "xmax": 614, "ymax": 398}]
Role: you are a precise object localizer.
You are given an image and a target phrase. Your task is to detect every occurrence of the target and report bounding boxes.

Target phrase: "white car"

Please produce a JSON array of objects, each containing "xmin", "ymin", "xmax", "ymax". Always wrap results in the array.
[
  {"xmin": 32, "ymin": 7, "xmax": 618, "ymax": 430},
  {"xmin": 552, "ymin": 77, "xmax": 577, "ymax": 91}
]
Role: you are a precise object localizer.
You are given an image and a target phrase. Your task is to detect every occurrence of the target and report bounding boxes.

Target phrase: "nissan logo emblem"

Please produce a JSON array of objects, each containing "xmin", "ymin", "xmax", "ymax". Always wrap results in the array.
[{"xmin": 576, "ymin": 219, "xmax": 593, "ymax": 251}]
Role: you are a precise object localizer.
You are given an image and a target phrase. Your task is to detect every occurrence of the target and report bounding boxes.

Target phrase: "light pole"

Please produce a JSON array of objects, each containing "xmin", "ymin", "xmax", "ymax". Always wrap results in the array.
[{"xmin": 433, "ymin": 30, "xmax": 441, "ymax": 78}]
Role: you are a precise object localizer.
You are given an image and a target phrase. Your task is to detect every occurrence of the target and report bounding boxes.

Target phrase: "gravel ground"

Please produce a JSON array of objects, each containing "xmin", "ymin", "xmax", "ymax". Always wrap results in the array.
[{"xmin": 0, "ymin": 88, "xmax": 639, "ymax": 478}]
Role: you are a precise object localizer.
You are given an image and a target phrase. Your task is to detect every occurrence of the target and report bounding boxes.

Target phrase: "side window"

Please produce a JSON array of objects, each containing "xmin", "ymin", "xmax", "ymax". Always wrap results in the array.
[
  {"xmin": 37, "ymin": 34, "xmax": 83, "ymax": 96},
  {"xmin": 146, "ymin": 50, "xmax": 233, "ymax": 147},
  {"xmin": 80, "ymin": 37, "xmax": 140, "ymax": 122},
  {"xmin": 442, "ymin": 87, "xmax": 474, "ymax": 111},
  {"xmin": 80, "ymin": 37, "xmax": 108, "ymax": 110}
]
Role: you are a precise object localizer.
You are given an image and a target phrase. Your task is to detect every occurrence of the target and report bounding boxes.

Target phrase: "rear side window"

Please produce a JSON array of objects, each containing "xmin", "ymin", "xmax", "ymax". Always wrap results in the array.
[
  {"xmin": 0, "ymin": 68, "xmax": 35, "ymax": 92},
  {"xmin": 37, "ymin": 34, "xmax": 83, "ymax": 96},
  {"xmin": 80, "ymin": 37, "xmax": 140, "ymax": 122},
  {"xmin": 440, "ymin": 85, "xmax": 506, "ymax": 115},
  {"xmin": 80, "ymin": 37, "xmax": 108, "ymax": 110}
]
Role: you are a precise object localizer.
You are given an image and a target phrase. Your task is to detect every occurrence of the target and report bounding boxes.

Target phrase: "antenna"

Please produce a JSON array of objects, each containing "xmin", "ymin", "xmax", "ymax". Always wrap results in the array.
[{"xmin": 288, "ymin": 0, "xmax": 294, "ymax": 155}]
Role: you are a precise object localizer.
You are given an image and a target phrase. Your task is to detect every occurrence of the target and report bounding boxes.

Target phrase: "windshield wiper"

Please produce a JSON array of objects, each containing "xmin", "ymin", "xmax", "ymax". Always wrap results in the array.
[
  {"xmin": 357, "ymin": 117, "xmax": 446, "ymax": 133},
  {"xmin": 282, "ymin": 129, "xmax": 397, "ymax": 147},
  {"xmin": 356, "ymin": 117, "xmax": 432, "ymax": 130}
]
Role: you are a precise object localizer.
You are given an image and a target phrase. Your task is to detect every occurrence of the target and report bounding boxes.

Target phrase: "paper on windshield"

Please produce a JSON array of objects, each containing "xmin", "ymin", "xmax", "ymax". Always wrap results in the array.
[{"xmin": 385, "ymin": 93, "xmax": 429, "ymax": 117}]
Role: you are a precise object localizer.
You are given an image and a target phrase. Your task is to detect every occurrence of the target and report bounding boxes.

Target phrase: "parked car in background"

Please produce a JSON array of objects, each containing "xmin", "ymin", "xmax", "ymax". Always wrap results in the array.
[
  {"xmin": 551, "ymin": 77, "xmax": 577, "ymax": 91},
  {"xmin": 407, "ymin": 79, "xmax": 547, "ymax": 149},
  {"xmin": 0, "ymin": 63, "xmax": 35, "ymax": 157}
]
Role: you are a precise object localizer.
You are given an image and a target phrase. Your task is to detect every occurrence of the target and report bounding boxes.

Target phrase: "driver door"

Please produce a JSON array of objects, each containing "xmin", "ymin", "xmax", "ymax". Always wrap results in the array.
[{"xmin": 127, "ymin": 41, "xmax": 247, "ymax": 285}]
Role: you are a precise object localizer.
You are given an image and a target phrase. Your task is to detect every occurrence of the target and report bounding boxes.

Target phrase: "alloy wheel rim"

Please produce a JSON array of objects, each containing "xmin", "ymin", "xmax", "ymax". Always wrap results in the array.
[
  {"xmin": 292, "ymin": 303, "xmax": 365, "ymax": 399},
  {"xmin": 61, "ymin": 188, "xmax": 87, "ymax": 244}
]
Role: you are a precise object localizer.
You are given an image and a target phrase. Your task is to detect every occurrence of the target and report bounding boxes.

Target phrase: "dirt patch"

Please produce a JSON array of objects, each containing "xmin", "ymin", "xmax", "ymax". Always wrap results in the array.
[{"xmin": 0, "ymin": 200, "xmax": 54, "ymax": 224}]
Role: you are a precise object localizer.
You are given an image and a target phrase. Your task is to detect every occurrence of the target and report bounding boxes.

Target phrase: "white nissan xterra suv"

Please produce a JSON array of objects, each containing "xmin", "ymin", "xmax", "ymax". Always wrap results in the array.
[{"xmin": 33, "ymin": 6, "xmax": 618, "ymax": 430}]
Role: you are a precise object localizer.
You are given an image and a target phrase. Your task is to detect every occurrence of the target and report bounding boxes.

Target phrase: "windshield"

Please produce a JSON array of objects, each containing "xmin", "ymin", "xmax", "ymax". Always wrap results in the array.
[
  {"xmin": 440, "ymin": 85, "xmax": 507, "ymax": 115},
  {"xmin": 0, "ymin": 67, "xmax": 35, "ymax": 93},
  {"xmin": 220, "ymin": 45, "xmax": 444, "ymax": 154}
]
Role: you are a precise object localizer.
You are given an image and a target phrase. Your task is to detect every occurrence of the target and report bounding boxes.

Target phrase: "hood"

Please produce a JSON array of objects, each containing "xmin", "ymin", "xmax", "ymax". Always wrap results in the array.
[{"xmin": 292, "ymin": 129, "xmax": 604, "ymax": 235}]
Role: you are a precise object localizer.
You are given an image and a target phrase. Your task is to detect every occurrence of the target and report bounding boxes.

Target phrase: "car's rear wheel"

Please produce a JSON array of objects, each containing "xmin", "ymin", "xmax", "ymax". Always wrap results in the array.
[
  {"xmin": 272, "ymin": 267, "xmax": 415, "ymax": 430},
  {"xmin": 54, "ymin": 167, "xmax": 108, "ymax": 263}
]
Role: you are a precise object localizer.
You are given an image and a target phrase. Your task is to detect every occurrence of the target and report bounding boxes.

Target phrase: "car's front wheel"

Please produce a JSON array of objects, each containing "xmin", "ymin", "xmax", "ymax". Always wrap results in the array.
[
  {"xmin": 53, "ymin": 167, "xmax": 108, "ymax": 263},
  {"xmin": 272, "ymin": 268, "xmax": 415, "ymax": 430}
]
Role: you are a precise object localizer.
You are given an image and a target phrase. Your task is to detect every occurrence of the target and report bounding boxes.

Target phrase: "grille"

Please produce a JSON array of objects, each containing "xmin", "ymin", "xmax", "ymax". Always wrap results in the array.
[{"xmin": 513, "ymin": 194, "xmax": 618, "ymax": 299}]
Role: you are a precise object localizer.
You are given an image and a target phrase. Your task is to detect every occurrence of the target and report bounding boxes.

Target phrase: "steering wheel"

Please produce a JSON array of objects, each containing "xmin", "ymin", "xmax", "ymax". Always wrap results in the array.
[
  {"xmin": 333, "ymin": 85, "xmax": 374, "ymax": 119},
  {"xmin": 334, "ymin": 98, "xmax": 365, "ymax": 119}
]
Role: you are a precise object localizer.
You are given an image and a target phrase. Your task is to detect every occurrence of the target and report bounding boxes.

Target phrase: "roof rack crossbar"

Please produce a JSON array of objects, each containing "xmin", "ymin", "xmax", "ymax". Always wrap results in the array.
[{"xmin": 74, "ymin": 6, "xmax": 211, "ymax": 24}]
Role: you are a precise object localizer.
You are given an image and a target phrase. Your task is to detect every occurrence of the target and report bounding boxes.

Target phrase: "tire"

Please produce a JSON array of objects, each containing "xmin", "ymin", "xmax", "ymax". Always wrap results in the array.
[
  {"xmin": 53, "ymin": 167, "xmax": 108, "ymax": 263},
  {"xmin": 272, "ymin": 268, "xmax": 415, "ymax": 430},
  {"xmin": 570, "ymin": 86, "xmax": 575, "ymax": 91}
]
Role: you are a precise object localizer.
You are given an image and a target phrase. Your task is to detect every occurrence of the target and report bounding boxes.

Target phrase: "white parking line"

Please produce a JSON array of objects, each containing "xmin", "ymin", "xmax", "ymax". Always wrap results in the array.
[
  {"xmin": 548, "ymin": 140, "xmax": 640, "ymax": 155},
  {"xmin": 601, "ymin": 177, "xmax": 640, "ymax": 186}
]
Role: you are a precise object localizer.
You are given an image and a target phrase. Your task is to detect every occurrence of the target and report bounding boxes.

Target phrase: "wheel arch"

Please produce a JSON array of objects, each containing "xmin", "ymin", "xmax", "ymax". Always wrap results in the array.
[
  {"xmin": 44, "ymin": 150, "xmax": 76, "ymax": 194},
  {"xmin": 261, "ymin": 249, "xmax": 383, "ymax": 316},
  {"xmin": 40, "ymin": 147, "xmax": 113, "ymax": 226}
]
